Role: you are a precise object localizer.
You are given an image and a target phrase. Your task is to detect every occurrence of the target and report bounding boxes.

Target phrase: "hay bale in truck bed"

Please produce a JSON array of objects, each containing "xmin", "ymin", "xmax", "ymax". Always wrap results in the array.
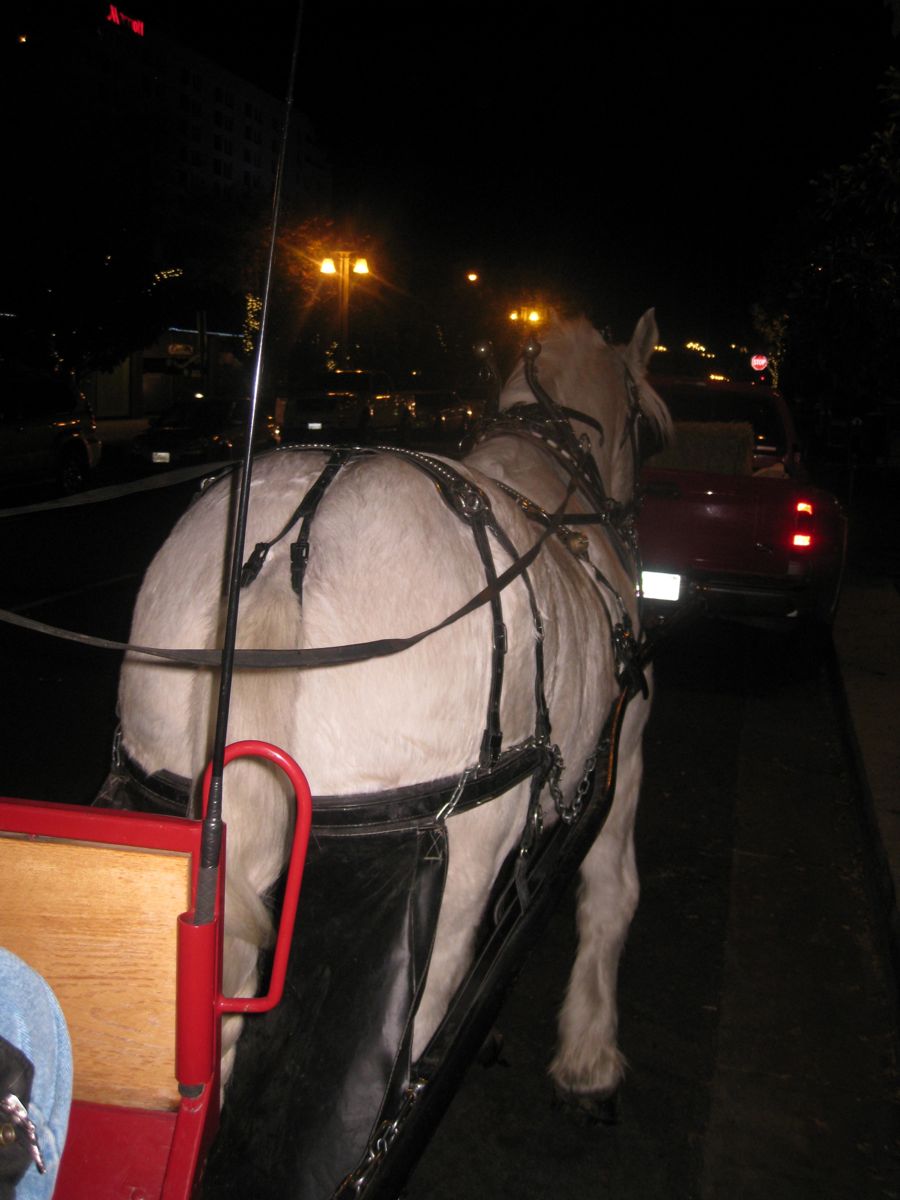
[{"xmin": 648, "ymin": 420, "xmax": 754, "ymax": 475}]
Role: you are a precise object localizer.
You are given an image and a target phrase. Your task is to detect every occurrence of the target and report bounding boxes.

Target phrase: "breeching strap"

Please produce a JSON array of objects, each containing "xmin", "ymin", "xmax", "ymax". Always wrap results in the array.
[{"xmin": 238, "ymin": 448, "xmax": 351, "ymax": 600}]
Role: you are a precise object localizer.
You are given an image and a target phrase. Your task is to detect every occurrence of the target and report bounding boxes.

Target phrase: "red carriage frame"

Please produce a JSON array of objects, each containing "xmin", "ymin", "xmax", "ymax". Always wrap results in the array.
[{"xmin": 0, "ymin": 740, "xmax": 312, "ymax": 1200}]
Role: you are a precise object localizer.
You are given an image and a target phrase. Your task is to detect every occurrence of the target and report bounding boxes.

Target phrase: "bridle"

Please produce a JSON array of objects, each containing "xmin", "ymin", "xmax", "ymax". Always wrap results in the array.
[{"xmin": 473, "ymin": 335, "xmax": 653, "ymax": 573}]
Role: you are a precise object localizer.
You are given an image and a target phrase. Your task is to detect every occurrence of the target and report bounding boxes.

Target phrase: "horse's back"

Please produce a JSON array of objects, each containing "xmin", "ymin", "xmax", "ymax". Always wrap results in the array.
[{"xmin": 120, "ymin": 447, "xmax": 603, "ymax": 798}]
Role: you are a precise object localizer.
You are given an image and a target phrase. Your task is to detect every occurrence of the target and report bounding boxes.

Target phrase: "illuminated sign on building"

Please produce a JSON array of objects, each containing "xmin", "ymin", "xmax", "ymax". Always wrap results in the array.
[{"xmin": 107, "ymin": 5, "xmax": 144, "ymax": 36}]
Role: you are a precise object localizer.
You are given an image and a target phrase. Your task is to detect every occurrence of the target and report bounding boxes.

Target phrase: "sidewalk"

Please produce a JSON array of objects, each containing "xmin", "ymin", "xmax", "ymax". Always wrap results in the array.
[{"xmin": 833, "ymin": 571, "xmax": 900, "ymax": 966}]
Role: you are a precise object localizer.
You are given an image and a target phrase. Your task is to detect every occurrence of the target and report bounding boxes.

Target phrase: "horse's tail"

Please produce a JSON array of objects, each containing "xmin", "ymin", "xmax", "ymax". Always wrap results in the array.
[{"xmin": 216, "ymin": 569, "xmax": 307, "ymax": 1082}]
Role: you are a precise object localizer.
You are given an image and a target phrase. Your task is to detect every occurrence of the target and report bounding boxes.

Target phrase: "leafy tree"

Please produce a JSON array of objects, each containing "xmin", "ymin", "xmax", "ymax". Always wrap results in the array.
[
  {"xmin": 774, "ymin": 67, "xmax": 900, "ymax": 420},
  {"xmin": 750, "ymin": 304, "xmax": 788, "ymax": 388}
]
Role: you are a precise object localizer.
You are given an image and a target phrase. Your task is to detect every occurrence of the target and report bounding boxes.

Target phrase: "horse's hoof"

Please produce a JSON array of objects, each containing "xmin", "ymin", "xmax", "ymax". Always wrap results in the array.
[
  {"xmin": 553, "ymin": 1084, "xmax": 619, "ymax": 1126},
  {"xmin": 476, "ymin": 1028, "xmax": 507, "ymax": 1067}
]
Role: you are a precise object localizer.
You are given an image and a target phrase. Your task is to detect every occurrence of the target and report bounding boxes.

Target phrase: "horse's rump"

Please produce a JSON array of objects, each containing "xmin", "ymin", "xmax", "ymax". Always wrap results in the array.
[{"xmin": 120, "ymin": 445, "xmax": 618, "ymax": 810}]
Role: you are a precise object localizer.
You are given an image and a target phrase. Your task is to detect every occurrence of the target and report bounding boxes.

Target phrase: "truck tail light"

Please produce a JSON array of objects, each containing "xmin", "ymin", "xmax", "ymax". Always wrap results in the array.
[{"xmin": 792, "ymin": 500, "xmax": 814, "ymax": 549}]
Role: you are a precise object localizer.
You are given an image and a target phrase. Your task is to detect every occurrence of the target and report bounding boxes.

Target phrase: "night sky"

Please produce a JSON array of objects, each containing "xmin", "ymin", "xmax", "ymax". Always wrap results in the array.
[{"xmin": 110, "ymin": 1, "xmax": 900, "ymax": 345}]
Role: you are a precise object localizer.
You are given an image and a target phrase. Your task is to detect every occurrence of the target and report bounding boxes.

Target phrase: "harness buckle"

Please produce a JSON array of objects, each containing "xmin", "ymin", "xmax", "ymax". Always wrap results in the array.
[
  {"xmin": 455, "ymin": 482, "xmax": 487, "ymax": 518},
  {"xmin": 480, "ymin": 727, "xmax": 503, "ymax": 767},
  {"xmin": 517, "ymin": 799, "xmax": 544, "ymax": 861},
  {"xmin": 240, "ymin": 541, "xmax": 270, "ymax": 587},
  {"xmin": 290, "ymin": 541, "xmax": 311, "ymax": 596},
  {"xmin": 560, "ymin": 528, "xmax": 589, "ymax": 560},
  {"xmin": 435, "ymin": 768, "xmax": 473, "ymax": 823},
  {"xmin": 612, "ymin": 621, "xmax": 649, "ymax": 699}
]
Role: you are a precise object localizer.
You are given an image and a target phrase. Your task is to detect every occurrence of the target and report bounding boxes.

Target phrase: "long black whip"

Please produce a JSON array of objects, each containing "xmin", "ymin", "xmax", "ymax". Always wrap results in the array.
[{"xmin": 194, "ymin": 2, "xmax": 306, "ymax": 925}]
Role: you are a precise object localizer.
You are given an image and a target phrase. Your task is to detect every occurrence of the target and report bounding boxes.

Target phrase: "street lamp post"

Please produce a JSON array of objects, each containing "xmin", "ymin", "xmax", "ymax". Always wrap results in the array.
[{"xmin": 320, "ymin": 251, "xmax": 369, "ymax": 366}]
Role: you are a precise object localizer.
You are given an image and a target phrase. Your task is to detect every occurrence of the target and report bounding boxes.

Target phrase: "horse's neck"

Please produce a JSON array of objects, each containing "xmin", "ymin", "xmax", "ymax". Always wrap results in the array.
[{"xmin": 464, "ymin": 429, "xmax": 607, "ymax": 515}]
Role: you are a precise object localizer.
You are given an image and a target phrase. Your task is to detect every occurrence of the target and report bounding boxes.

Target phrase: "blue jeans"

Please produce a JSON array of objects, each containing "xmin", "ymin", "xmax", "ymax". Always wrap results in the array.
[{"xmin": 0, "ymin": 948, "xmax": 72, "ymax": 1199}]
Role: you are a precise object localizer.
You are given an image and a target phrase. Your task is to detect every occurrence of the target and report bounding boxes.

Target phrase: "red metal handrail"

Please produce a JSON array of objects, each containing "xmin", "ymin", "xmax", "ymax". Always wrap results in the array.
[{"xmin": 208, "ymin": 740, "xmax": 313, "ymax": 1014}]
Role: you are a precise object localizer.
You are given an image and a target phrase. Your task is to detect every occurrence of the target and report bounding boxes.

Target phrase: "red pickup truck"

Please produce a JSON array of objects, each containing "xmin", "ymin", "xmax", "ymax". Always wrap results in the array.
[{"xmin": 637, "ymin": 377, "xmax": 847, "ymax": 628}]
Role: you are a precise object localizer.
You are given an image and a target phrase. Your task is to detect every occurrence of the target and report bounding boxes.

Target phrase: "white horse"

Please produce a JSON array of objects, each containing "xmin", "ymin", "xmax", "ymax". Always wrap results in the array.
[{"xmin": 116, "ymin": 309, "xmax": 670, "ymax": 1118}]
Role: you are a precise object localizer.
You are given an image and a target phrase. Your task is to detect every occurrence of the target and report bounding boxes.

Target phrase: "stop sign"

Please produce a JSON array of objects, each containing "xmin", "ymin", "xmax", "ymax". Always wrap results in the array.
[{"xmin": 751, "ymin": 354, "xmax": 768, "ymax": 372}]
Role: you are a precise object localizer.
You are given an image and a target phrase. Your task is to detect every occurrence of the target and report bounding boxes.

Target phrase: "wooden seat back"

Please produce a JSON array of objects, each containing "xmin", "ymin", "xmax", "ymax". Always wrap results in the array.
[{"xmin": 0, "ymin": 802, "xmax": 195, "ymax": 1110}]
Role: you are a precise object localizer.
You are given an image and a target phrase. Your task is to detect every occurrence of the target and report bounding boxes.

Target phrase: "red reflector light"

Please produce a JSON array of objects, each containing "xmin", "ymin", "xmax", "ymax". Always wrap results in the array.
[{"xmin": 793, "ymin": 499, "xmax": 814, "ymax": 550}]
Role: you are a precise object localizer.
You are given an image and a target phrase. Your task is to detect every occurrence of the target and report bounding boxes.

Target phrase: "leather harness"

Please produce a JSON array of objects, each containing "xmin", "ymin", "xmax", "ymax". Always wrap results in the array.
[{"xmin": 99, "ymin": 351, "xmax": 653, "ymax": 842}]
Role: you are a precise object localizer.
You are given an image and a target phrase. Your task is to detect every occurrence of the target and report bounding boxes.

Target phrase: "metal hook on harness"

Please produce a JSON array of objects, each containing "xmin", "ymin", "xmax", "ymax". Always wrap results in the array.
[
  {"xmin": 612, "ymin": 621, "xmax": 649, "ymax": 699},
  {"xmin": 435, "ymin": 768, "xmax": 473, "ymax": 824}
]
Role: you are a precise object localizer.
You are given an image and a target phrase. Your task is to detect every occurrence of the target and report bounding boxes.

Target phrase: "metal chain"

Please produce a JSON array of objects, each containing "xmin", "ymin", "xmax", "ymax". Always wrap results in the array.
[{"xmin": 545, "ymin": 738, "xmax": 600, "ymax": 826}]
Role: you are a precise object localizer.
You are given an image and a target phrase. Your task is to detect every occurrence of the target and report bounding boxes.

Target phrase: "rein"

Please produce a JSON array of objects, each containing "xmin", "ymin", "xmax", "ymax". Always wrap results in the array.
[{"xmin": 0, "ymin": 449, "xmax": 578, "ymax": 671}]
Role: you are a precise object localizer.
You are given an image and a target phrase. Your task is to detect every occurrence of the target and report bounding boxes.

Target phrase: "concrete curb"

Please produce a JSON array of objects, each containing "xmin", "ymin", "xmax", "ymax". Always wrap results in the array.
[{"xmin": 832, "ymin": 574, "xmax": 900, "ymax": 986}]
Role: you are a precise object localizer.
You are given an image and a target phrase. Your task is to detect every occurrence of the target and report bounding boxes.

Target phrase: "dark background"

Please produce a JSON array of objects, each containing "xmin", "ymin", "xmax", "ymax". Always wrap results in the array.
[
  {"xmin": 133, "ymin": 0, "xmax": 899, "ymax": 344},
  {"xmin": 5, "ymin": 2, "xmax": 900, "ymax": 420}
]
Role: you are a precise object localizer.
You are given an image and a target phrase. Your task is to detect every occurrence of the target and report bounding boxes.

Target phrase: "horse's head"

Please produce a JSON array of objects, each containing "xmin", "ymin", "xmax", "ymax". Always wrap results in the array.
[{"xmin": 500, "ymin": 309, "xmax": 673, "ymax": 505}]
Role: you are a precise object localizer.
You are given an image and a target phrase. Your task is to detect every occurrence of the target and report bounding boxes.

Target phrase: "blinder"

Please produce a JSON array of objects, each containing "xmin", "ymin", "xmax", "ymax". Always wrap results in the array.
[
  {"xmin": 618, "ymin": 366, "xmax": 664, "ymax": 468},
  {"xmin": 635, "ymin": 404, "xmax": 666, "ymax": 464}
]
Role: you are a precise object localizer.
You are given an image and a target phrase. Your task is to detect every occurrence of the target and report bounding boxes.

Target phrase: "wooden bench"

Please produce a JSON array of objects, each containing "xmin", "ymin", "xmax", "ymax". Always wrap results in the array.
[{"xmin": 0, "ymin": 821, "xmax": 192, "ymax": 1109}]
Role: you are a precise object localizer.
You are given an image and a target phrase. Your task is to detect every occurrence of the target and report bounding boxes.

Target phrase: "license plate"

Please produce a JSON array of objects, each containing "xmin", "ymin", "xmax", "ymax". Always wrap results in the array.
[
  {"xmin": 152, "ymin": 451, "xmax": 171, "ymax": 464},
  {"xmin": 642, "ymin": 570, "xmax": 681, "ymax": 601},
  {"xmin": 307, "ymin": 422, "xmax": 323, "ymax": 431}
]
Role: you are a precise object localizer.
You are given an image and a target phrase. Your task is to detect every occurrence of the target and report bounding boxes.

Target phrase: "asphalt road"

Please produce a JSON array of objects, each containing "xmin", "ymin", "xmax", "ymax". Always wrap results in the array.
[
  {"xmin": 405, "ymin": 617, "xmax": 900, "ymax": 1199},
  {"xmin": 1, "ymin": 459, "xmax": 898, "ymax": 1198},
  {"xmin": 0, "ymin": 475, "xmax": 199, "ymax": 805}
]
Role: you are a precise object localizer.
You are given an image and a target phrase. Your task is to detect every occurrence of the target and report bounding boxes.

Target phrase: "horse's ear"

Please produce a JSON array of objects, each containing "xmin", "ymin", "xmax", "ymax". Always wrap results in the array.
[{"xmin": 627, "ymin": 308, "xmax": 659, "ymax": 373}]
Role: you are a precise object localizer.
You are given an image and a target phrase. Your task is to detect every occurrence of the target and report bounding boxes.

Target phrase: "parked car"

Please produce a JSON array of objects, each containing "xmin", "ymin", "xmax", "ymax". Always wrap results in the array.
[
  {"xmin": 0, "ymin": 361, "xmax": 102, "ymax": 495},
  {"xmin": 637, "ymin": 377, "xmax": 847, "ymax": 628},
  {"xmin": 130, "ymin": 398, "xmax": 280, "ymax": 467},
  {"xmin": 402, "ymin": 389, "xmax": 480, "ymax": 442},
  {"xmin": 280, "ymin": 369, "xmax": 412, "ymax": 443}
]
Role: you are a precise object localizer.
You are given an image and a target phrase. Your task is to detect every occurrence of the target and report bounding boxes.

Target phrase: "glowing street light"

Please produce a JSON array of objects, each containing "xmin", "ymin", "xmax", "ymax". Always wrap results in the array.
[
  {"xmin": 320, "ymin": 251, "xmax": 370, "ymax": 365},
  {"xmin": 509, "ymin": 305, "xmax": 544, "ymax": 326}
]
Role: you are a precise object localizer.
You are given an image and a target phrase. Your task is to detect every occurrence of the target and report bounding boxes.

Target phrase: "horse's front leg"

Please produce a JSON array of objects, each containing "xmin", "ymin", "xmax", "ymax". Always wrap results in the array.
[{"xmin": 549, "ymin": 688, "xmax": 650, "ymax": 1115}]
